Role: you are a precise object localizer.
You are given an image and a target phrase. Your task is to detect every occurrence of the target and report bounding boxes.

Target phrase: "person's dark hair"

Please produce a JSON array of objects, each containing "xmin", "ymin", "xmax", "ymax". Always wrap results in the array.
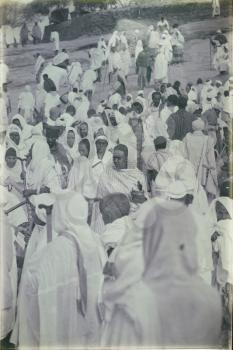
[
  {"xmin": 73, "ymin": 87, "xmax": 78, "ymax": 93},
  {"xmin": 184, "ymin": 194, "xmax": 194, "ymax": 206},
  {"xmin": 177, "ymin": 95, "xmax": 188, "ymax": 109},
  {"xmin": 152, "ymin": 91, "xmax": 161, "ymax": 101},
  {"xmin": 167, "ymin": 94, "xmax": 178, "ymax": 106},
  {"xmin": 173, "ymin": 80, "xmax": 181, "ymax": 89},
  {"xmin": 197, "ymin": 78, "xmax": 203, "ymax": 84},
  {"xmin": 224, "ymin": 90, "xmax": 229, "ymax": 97},
  {"xmin": 173, "ymin": 23, "xmax": 178, "ymax": 28},
  {"xmin": 66, "ymin": 105, "xmax": 76, "ymax": 115},
  {"xmin": 114, "ymin": 144, "xmax": 128, "ymax": 159},
  {"xmin": 154, "ymin": 136, "xmax": 167, "ymax": 150},
  {"xmin": 79, "ymin": 138, "xmax": 90, "ymax": 154},
  {"xmin": 43, "ymin": 74, "xmax": 48, "ymax": 79},
  {"xmin": 5, "ymin": 147, "xmax": 16, "ymax": 159},
  {"xmin": 99, "ymin": 192, "xmax": 130, "ymax": 223},
  {"xmin": 87, "ymin": 109, "xmax": 96, "ymax": 118},
  {"xmin": 119, "ymin": 106, "xmax": 127, "ymax": 115}
]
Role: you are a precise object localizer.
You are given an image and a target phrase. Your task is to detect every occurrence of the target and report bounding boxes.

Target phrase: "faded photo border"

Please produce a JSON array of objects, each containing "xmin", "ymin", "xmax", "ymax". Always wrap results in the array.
[{"xmin": 0, "ymin": 0, "xmax": 232, "ymax": 349}]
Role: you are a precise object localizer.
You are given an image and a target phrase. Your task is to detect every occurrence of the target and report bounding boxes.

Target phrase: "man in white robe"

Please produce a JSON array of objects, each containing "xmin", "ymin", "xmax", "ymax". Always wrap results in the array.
[
  {"xmin": 15, "ymin": 192, "xmax": 104, "ymax": 348},
  {"xmin": 18, "ymin": 85, "xmax": 35, "ymax": 124}
]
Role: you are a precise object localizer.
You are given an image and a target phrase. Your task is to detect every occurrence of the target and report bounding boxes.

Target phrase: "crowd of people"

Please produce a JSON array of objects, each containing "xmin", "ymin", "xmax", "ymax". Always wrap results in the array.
[{"xmin": 0, "ymin": 11, "xmax": 232, "ymax": 350}]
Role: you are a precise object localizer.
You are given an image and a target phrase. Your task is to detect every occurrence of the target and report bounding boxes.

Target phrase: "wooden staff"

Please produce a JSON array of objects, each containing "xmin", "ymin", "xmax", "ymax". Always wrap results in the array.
[
  {"xmin": 38, "ymin": 204, "xmax": 53, "ymax": 243},
  {"xmin": 4, "ymin": 200, "xmax": 27, "ymax": 215}
]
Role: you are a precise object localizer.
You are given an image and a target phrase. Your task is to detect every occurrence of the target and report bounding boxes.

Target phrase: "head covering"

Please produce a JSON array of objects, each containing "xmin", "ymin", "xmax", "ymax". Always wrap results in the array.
[
  {"xmin": 29, "ymin": 193, "xmax": 55, "ymax": 224},
  {"xmin": 192, "ymin": 118, "xmax": 205, "ymax": 131}
]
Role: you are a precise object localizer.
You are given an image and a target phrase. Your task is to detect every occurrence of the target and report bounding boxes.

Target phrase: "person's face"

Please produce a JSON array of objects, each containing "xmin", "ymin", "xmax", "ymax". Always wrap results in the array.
[
  {"xmin": 10, "ymin": 132, "xmax": 20, "ymax": 145},
  {"xmin": 12, "ymin": 119, "xmax": 22, "ymax": 130},
  {"xmin": 216, "ymin": 201, "xmax": 230, "ymax": 221},
  {"xmin": 113, "ymin": 149, "xmax": 127, "ymax": 170},
  {"xmin": 6, "ymin": 155, "xmax": 17, "ymax": 168},
  {"xmin": 79, "ymin": 124, "xmax": 88, "ymax": 138},
  {"xmin": 152, "ymin": 94, "xmax": 161, "ymax": 106},
  {"xmin": 160, "ymin": 84, "xmax": 166, "ymax": 93},
  {"xmin": 67, "ymin": 131, "xmax": 75, "ymax": 148},
  {"xmin": 78, "ymin": 142, "xmax": 89, "ymax": 158},
  {"xmin": 186, "ymin": 85, "xmax": 191, "ymax": 93},
  {"xmin": 47, "ymin": 136, "xmax": 57, "ymax": 148},
  {"xmin": 96, "ymin": 139, "xmax": 108, "ymax": 154}
]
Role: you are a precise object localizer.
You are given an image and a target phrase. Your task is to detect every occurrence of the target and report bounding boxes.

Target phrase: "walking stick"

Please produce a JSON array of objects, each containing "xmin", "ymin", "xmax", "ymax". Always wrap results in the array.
[
  {"xmin": 4, "ymin": 200, "xmax": 27, "ymax": 215},
  {"xmin": 209, "ymin": 38, "xmax": 212, "ymax": 70},
  {"xmin": 38, "ymin": 203, "xmax": 53, "ymax": 243}
]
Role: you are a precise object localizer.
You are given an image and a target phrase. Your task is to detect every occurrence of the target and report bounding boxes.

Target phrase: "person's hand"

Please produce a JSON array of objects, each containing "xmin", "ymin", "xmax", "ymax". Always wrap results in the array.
[
  {"xmin": 211, "ymin": 231, "xmax": 219, "ymax": 242},
  {"xmin": 3, "ymin": 177, "xmax": 12, "ymax": 187}
]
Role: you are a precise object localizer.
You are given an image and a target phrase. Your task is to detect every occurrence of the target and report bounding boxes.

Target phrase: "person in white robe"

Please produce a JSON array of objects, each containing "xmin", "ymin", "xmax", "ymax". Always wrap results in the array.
[
  {"xmin": 50, "ymin": 31, "xmax": 60, "ymax": 52},
  {"xmin": 148, "ymin": 28, "xmax": 160, "ymax": 50},
  {"xmin": 108, "ymin": 31, "xmax": 120, "ymax": 52},
  {"xmin": 119, "ymin": 44, "xmax": 131, "ymax": 78},
  {"xmin": 0, "ymin": 61, "xmax": 9, "ymax": 85},
  {"xmin": 5, "ymin": 124, "xmax": 29, "ymax": 159},
  {"xmin": 157, "ymin": 16, "xmax": 170, "ymax": 34},
  {"xmin": 18, "ymin": 86, "xmax": 35, "ymax": 124},
  {"xmin": 213, "ymin": 42, "xmax": 229, "ymax": 74},
  {"xmin": 59, "ymin": 127, "xmax": 80, "ymax": 164},
  {"xmin": 58, "ymin": 105, "xmax": 76, "ymax": 127},
  {"xmin": 73, "ymin": 91, "xmax": 90, "ymax": 121},
  {"xmin": 134, "ymin": 39, "xmax": 143, "ymax": 64},
  {"xmin": 44, "ymin": 91, "xmax": 61, "ymax": 118},
  {"xmin": 25, "ymin": 139, "xmax": 61, "ymax": 196},
  {"xmin": 15, "ymin": 192, "xmax": 105, "ymax": 348},
  {"xmin": 11, "ymin": 114, "xmax": 32, "ymax": 144},
  {"xmin": 209, "ymin": 197, "xmax": 233, "ymax": 288},
  {"xmin": 155, "ymin": 140, "xmax": 209, "ymax": 216},
  {"xmin": 0, "ymin": 188, "xmax": 27, "ymax": 344},
  {"xmin": 34, "ymin": 53, "xmax": 45, "ymax": 83},
  {"xmin": 1, "ymin": 147, "xmax": 24, "ymax": 201},
  {"xmin": 81, "ymin": 69, "xmax": 97, "ymax": 100},
  {"xmin": 13, "ymin": 26, "xmax": 20, "ymax": 46},
  {"xmin": 183, "ymin": 118, "xmax": 218, "ymax": 197},
  {"xmin": 0, "ymin": 92, "xmax": 8, "ymax": 130},
  {"xmin": 3, "ymin": 25, "xmax": 15, "ymax": 47},
  {"xmin": 42, "ymin": 63, "xmax": 67, "ymax": 91},
  {"xmin": 99, "ymin": 193, "xmax": 144, "ymax": 343},
  {"xmin": 153, "ymin": 40, "xmax": 169, "ymax": 84},
  {"xmin": 119, "ymin": 31, "xmax": 128, "ymax": 48},
  {"xmin": 171, "ymin": 25, "xmax": 185, "ymax": 63},
  {"xmin": 92, "ymin": 135, "xmax": 113, "ymax": 184},
  {"xmin": 102, "ymin": 186, "xmax": 221, "ymax": 347},
  {"xmin": 212, "ymin": 0, "xmax": 220, "ymax": 16},
  {"xmin": 67, "ymin": 61, "xmax": 83, "ymax": 88},
  {"xmin": 68, "ymin": 155, "xmax": 97, "ymax": 199},
  {"xmin": 160, "ymin": 94, "xmax": 178, "ymax": 124},
  {"xmin": 91, "ymin": 144, "xmax": 148, "ymax": 234},
  {"xmin": 38, "ymin": 16, "xmax": 49, "ymax": 40}
]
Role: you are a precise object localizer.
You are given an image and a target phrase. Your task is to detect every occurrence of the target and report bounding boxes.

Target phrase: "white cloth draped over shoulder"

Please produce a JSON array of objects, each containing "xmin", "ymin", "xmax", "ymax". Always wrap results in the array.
[
  {"xmin": 15, "ymin": 192, "xmax": 105, "ymax": 348},
  {"xmin": 68, "ymin": 156, "xmax": 97, "ymax": 199}
]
